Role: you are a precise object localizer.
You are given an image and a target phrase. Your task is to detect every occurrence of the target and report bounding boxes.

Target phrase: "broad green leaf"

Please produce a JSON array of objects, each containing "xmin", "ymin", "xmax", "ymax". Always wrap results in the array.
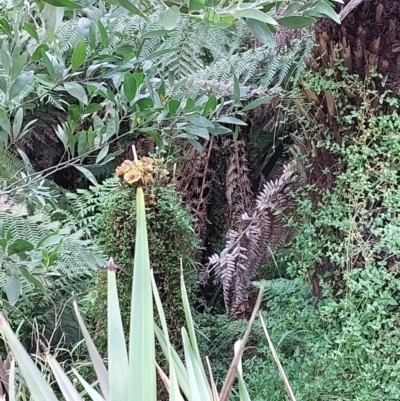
[
  {"xmin": 183, "ymin": 124, "xmax": 209, "ymax": 139},
  {"xmin": 216, "ymin": 116, "xmax": 247, "ymax": 126},
  {"xmin": 188, "ymin": 139, "xmax": 203, "ymax": 152},
  {"xmin": 42, "ymin": 0, "xmax": 81, "ymax": 8},
  {"xmin": 285, "ymin": 1, "xmax": 302, "ymax": 15},
  {"xmin": 64, "ymin": 82, "xmax": 88, "ymax": 105},
  {"xmin": 108, "ymin": 260, "xmax": 129, "ymax": 401},
  {"xmin": 12, "ymin": 108, "xmax": 23, "ymax": 141},
  {"xmin": 202, "ymin": 95, "xmax": 217, "ymax": 117},
  {"xmin": 186, "ymin": 115, "xmax": 214, "ymax": 129},
  {"xmin": 8, "ymin": 239, "xmax": 34, "ymax": 255},
  {"xmin": 160, "ymin": 5, "xmax": 180, "ymax": 30},
  {"xmin": 123, "ymin": 72, "xmax": 137, "ymax": 102},
  {"xmin": 117, "ymin": 0, "xmax": 147, "ymax": 19},
  {"xmin": 168, "ymin": 99, "xmax": 180, "ymax": 115},
  {"xmin": 128, "ymin": 188, "xmax": 156, "ymax": 401},
  {"xmin": 6, "ymin": 276, "xmax": 21, "ymax": 306},
  {"xmin": 233, "ymin": 9, "xmax": 277, "ymax": 25},
  {"xmin": 0, "ymin": 76, "xmax": 6, "ymax": 93},
  {"xmin": 71, "ymin": 41, "xmax": 86, "ymax": 71},
  {"xmin": 277, "ymin": 16, "xmax": 316, "ymax": 29},
  {"xmin": 23, "ymin": 23, "xmax": 39, "ymax": 41},
  {"xmin": 203, "ymin": 8, "xmax": 220, "ymax": 25},
  {"xmin": 97, "ymin": 20, "xmax": 109, "ymax": 47},
  {"xmin": 0, "ymin": 107, "xmax": 10, "ymax": 135},
  {"xmin": 74, "ymin": 165, "xmax": 98, "ymax": 186},
  {"xmin": 246, "ymin": 19, "xmax": 274, "ymax": 47},
  {"xmin": 77, "ymin": 132, "xmax": 87, "ymax": 156},
  {"xmin": 0, "ymin": 314, "xmax": 59, "ymax": 401},
  {"xmin": 31, "ymin": 44, "xmax": 49, "ymax": 62},
  {"xmin": 9, "ymin": 71, "xmax": 33, "ymax": 100},
  {"xmin": 96, "ymin": 144, "xmax": 109, "ymax": 164}
]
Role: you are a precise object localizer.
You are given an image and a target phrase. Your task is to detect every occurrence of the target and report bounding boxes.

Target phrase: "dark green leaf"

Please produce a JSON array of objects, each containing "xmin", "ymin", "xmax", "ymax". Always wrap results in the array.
[
  {"xmin": 136, "ymin": 98, "xmax": 154, "ymax": 110},
  {"xmin": 277, "ymin": 16, "xmax": 316, "ymax": 29},
  {"xmin": 216, "ymin": 116, "xmax": 247, "ymax": 126},
  {"xmin": 9, "ymin": 71, "xmax": 33, "ymax": 100},
  {"xmin": 233, "ymin": 75, "xmax": 240, "ymax": 103},
  {"xmin": 160, "ymin": 5, "xmax": 180, "ymax": 30},
  {"xmin": 0, "ymin": 18, "xmax": 12, "ymax": 38},
  {"xmin": 64, "ymin": 82, "xmax": 88, "ymax": 105},
  {"xmin": 133, "ymin": 72, "xmax": 144, "ymax": 86},
  {"xmin": 168, "ymin": 99, "xmax": 180, "ymax": 115},
  {"xmin": 19, "ymin": 267, "xmax": 47, "ymax": 294},
  {"xmin": 97, "ymin": 20, "xmax": 109, "ymax": 47},
  {"xmin": 6, "ymin": 275, "xmax": 21, "ymax": 306},
  {"xmin": 123, "ymin": 72, "xmax": 137, "ymax": 102},
  {"xmin": 246, "ymin": 19, "xmax": 274, "ymax": 47},
  {"xmin": 31, "ymin": 44, "xmax": 49, "ymax": 62},
  {"xmin": 71, "ymin": 41, "xmax": 86, "ymax": 71},
  {"xmin": 8, "ymin": 239, "xmax": 34, "ymax": 256},
  {"xmin": 116, "ymin": 0, "xmax": 147, "ymax": 19},
  {"xmin": 189, "ymin": 0, "xmax": 205, "ymax": 12},
  {"xmin": 42, "ymin": 0, "xmax": 81, "ymax": 8},
  {"xmin": 23, "ymin": 23, "xmax": 39, "ymax": 41},
  {"xmin": 84, "ymin": 103, "xmax": 102, "ymax": 113},
  {"xmin": 203, "ymin": 95, "xmax": 217, "ymax": 117}
]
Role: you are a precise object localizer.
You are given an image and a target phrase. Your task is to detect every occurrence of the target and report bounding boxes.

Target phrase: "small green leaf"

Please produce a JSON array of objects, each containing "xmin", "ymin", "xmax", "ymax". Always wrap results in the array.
[
  {"xmin": 9, "ymin": 71, "xmax": 34, "ymax": 100},
  {"xmin": 97, "ymin": 20, "xmax": 109, "ymax": 47},
  {"xmin": 243, "ymin": 95, "xmax": 274, "ymax": 111},
  {"xmin": 11, "ymin": 53, "xmax": 28, "ymax": 81},
  {"xmin": 64, "ymin": 82, "xmax": 88, "ymax": 105},
  {"xmin": 146, "ymin": 47, "xmax": 179, "ymax": 60},
  {"xmin": 71, "ymin": 41, "xmax": 86, "ymax": 71},
  {"xmin": 277, "ymin": 16, "xmax": 316, "ymax": 29},
  {"xmin": 74, "ymin": 165, "xmax": 98, "ymax": 186},
  {"xmin": 42, "ymin": 0, "xmax": 81, "ymax": 8},
  {"xmin": 186, "ymin": 115, "xmax": 214, "ymax": 128},
  {"xmin": 19, "ymin": 267, "xmax": 46, "ymax": 294},
  {"xmin": 160, "ymin": 6, "xmax": 180, "ymax": 30},
  {"xmin": 123, "ymin": 72, "xmax": 137, "ymax": 102},
  {"xmin": 307, "ymin": 1, "xmax": 341, "ymax": 24},
  {"xmin": 189, "ymin": 0, "xmax": 205, "ymax": 12},
  {"xmin": 246, "ymin": 19, "xmax": 274, "ymax": 47},
  {"xmin": 234, "ymin": 9, "xmax": 277, "ymax": 25},
  {"xmin": 6, "ymin": 276, "xmax": 21, "ymax": 306},
  {"xmin": 116, "ymin": 0, "xmax": 147, "ymax": 19},
  {"xmin": 31, "ymin": 44, "xmax": 49, "ymax": 62},
  {"xmin": 23, "ymin": 23, "xmax": 39, "ymax": 41}
]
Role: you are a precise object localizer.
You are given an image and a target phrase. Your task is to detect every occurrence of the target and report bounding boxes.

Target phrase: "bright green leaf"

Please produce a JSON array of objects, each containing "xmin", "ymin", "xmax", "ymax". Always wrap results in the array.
[
  {"xmin": 123, "ymin": 72, "xmax": 137, "ymax": 102},
  {"xmin": 97, "ymin": 20, "xmax": 109, "ymax": 47},
  {"xmin": 23, "ymin": 23, "xmax": 39, "ymax": 41},
  {"xmin": 168, "ymin": 99, "xmax": 180, "ymax": 115},
  {"xmin": 71, "ymin": 41, "xmax": 86, "ymax": 71}
]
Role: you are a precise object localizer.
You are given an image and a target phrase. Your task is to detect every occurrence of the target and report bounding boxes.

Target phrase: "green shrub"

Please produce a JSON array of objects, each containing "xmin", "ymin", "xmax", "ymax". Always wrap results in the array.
[{"xmin": 68, "ymin": 177, "xmax": 199, "ymax": 353}]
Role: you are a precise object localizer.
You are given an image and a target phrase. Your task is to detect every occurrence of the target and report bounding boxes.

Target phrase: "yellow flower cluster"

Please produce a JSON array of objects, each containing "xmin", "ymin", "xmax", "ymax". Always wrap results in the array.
[{"xmin": 116, "ymin": 157, "xmax": 168, "ymax": 185}]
